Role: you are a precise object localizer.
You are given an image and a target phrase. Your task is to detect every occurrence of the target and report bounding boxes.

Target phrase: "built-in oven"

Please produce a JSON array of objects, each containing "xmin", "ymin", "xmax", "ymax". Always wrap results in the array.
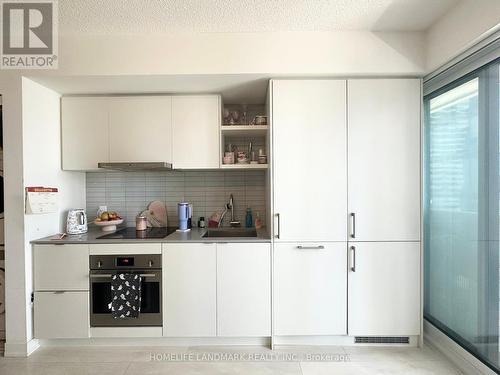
[{"xmin": 89, "ymin": 254, "xmax": 162, "ymax": 327}]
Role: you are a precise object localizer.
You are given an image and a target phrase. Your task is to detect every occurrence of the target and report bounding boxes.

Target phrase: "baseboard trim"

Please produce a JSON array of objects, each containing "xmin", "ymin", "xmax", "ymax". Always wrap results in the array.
[
  {"xmin": 90, "ymin": 327, "xmax": 163, "ymax": 338},
  {"xmin": 38, "ymin": 337, "xmax": 271, "ymax": 347},
  {"xmin": 4, "ymin": 338, "xmax": 40, "ymax": 357},
  {"xmin": 424, "ymin": 320, "xmax": 496, "ymax": 375}
]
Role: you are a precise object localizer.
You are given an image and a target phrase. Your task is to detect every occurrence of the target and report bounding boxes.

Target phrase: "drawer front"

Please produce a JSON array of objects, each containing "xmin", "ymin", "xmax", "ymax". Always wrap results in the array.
[
  {"xmin": 34, "ymin": 291, "xmax": 89, "ymax": 339},
  {"xmin": 34, "ymin": 244, "xmax": 89, "ymax": 291},
  {"xmin": 89, "ymin": 243, "xmax": 161, "ymax": 255}
]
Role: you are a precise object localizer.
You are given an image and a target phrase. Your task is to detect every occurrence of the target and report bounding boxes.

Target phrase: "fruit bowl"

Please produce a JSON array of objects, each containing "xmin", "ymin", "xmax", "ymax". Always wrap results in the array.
[{"xmin": 94, "ymin": 218, "xmax": 124, "ymax": 232}]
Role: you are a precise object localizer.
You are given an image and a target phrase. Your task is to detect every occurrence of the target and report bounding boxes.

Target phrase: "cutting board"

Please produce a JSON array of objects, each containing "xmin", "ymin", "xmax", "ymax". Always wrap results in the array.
[{"xmin": 148, "ymin": 200, "xmax": 167, "ymax": 227}]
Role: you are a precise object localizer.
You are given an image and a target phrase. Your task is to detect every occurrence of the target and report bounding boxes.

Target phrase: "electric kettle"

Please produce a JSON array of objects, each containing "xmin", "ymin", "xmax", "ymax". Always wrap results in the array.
[{"xmin": 66, "ymin": 209, "xmax": 88, "ymax": 234}]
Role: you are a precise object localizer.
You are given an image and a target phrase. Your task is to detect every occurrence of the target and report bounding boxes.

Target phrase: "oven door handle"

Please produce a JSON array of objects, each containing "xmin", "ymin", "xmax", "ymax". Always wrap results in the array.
[{"xmin": 90, "ymin": 273, "xmax": 156, "ymax": 278}]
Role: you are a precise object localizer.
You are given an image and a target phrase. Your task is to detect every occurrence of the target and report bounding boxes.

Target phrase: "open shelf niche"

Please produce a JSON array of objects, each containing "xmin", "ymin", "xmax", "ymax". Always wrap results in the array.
[{"xmin": 220, "ymin": 103, "xmax": 269, "ymax": 170}]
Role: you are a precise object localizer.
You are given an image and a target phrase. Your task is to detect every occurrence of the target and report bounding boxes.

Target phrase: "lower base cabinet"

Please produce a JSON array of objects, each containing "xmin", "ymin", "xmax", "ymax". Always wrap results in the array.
[
  {"xmin": 34, "ymin": 291, "xmax": 89, "ymax": 339},
  {"xmin": 274, "ymin": 242, "xmax": 347, "ymax": 335},
  {"xmin": 217, "ymin": 243, "xmax": 271, "ymax": 336},
  {"xmin": 163, "ymin": 243, "xmax": 217, "ymax": 337},
  {"xmin": 163, "ymin": 242, "xmax": 271, "ymax": 337},
  {"xmin": 348, "ymin": 241, "xmax": 420, "ymax": 336}
]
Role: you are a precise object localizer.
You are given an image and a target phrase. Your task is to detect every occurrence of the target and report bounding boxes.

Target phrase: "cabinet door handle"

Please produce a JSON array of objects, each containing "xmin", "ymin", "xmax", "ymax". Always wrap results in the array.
[
  {"xmin": 275, "ymin": 213, "xmax": 281, "ymax": 239},
  {"xmin": 296, "ymin": 245, "xmax": 325, "ymax": 250},
  {"xmin": 90, "ymin": 274, "xmax": 113, "ymax": 278},
  {"xmin": 350, "ymin": 213, "xmax": 356, "ymax": 238},
  {"xmin": 350, "ymin": 246, "xmax": 356, "ymax": 272}
]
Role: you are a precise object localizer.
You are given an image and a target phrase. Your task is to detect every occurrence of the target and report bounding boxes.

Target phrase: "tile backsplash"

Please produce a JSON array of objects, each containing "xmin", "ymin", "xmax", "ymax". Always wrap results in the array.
[{"xmin": 86, "ymin": 170, "xmax": 267, "ymax": 228}]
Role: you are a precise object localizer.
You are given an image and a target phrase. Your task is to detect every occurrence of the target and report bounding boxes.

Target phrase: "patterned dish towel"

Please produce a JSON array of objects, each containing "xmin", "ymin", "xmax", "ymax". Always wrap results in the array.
[{"xmin": 108, "ymin": 273, "xmax": 141, "ymax": 319}]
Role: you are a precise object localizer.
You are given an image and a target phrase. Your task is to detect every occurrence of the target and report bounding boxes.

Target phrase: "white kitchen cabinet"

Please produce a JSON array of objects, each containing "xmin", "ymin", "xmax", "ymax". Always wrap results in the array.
[
  {"xmin": 34, "ymin": 244, "xmax": 89, "ymax": 291},
  {"xmin": 108, "ymin": 96, "xmax": 172, "ymax": 162},
  {"xmin": 34, "ymin": 291, "xmax": 89, "ymax": 339},
  {"xmin": 62, "ymin": 94, "xmax": 220, "ymax": 170},
  {"xmin": 172, "ymin": 95, "xmax": 220, "ymax": 169},
  {"xmin": 274, "ymin": 242, "xmax": 347, "ymax": 335},
  {"xmin": 216, "ymin": 243, "xmax": 271, "ymax": 337},
  {"xmin": 348, "ymin": 79, "xmax": 421, "ymax": 242},
  {"xmin": 348, "ymin": 241, "xmax": 420, "ymax": 336},
  {"xmin": 163, "ymin": 243, "xmax": 217, "ymax": 337},
  {"xmin": 61, "ymin": 97, "xmax": 109, "ymax": 170},
  {"xmin": 33, "ymin": 245, "xmax": 90, "ymax": 339},
  {"xmin": 272, "ymin": 80, "xmax": 347, "ymax": 241}
]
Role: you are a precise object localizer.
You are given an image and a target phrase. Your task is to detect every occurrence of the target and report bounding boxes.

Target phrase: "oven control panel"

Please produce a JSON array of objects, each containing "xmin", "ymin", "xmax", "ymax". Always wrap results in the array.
[{"xmin": 89, "ymin": 254, "xmax": 161, "ymax": 270}]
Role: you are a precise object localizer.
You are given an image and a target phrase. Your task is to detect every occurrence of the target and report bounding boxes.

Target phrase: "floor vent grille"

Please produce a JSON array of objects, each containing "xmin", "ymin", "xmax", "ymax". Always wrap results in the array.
[{"xmin": 355, "ymin": 336, "xmax": 410, "ymax": 344}]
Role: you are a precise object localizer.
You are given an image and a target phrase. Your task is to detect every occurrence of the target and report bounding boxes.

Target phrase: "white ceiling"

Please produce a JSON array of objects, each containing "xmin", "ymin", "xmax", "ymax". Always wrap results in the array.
[{"xmin": 59, "ymin": 0, "xmax": 459, "ymax": 34}]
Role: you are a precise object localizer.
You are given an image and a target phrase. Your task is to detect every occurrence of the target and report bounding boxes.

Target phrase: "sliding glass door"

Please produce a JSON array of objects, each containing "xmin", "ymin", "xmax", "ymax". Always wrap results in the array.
[{"xmin": 424, "ymin": 60, "xmax": 500, "ymax": 371}]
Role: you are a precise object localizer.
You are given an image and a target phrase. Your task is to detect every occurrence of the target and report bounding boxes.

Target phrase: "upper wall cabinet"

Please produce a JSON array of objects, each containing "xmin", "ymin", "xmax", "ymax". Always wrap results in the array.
[
  {"xmin": 272, "ymin": 80, "xmax": 347, "ymax": 242},
  {"xmin": 61, "ymin": 94, "xmax": 221, "ymax": 170},
  {"xmin": 61, "ymin": 97, "xmax": 109, "ymax": 171},
  {"xmin": 108, "ymin": 96, "xmax": 172, "ymax": 163},
  {"xmin": 172, "ymin": 95, "xmax": 220, "ymax": 169},
  {"xmin": 348, "ymin": 79, "xmax": 421, "ymax": 241}
]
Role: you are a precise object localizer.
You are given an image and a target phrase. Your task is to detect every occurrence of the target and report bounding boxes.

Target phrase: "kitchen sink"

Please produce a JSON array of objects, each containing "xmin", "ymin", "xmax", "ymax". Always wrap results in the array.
[{"xmin": 202, "ymin": 228, "xmax": 258, "ymax": 238}]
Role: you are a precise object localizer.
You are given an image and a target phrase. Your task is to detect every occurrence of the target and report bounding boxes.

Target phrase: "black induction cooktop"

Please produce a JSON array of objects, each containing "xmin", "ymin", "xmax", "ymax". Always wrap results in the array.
[{"xmin": 97, "ymin": 227, "xmax": 177, "ymax": 240}]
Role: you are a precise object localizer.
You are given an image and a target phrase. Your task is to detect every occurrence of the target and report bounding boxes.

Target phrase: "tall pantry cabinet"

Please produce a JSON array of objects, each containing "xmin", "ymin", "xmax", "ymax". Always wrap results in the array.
[
  {"xmin": 347, "ymin": 79, "xmax": 421, "ymax": 336},
  {"xmin": 272, "ymin": 80, "xmax": 348, "ymax": 336},
  {"xmin": 271, "ymin": 79, "xmax": 421, "ymax": 338}
]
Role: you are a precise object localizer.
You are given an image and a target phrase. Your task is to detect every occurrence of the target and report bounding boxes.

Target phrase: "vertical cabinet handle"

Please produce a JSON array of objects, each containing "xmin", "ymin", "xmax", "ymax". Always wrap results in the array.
[
  {"xmin": 350, "ymin": 246, "xmax": 356, "ymax": 272},
  {"xmin": 275, "ymin": 213, "xmax": 281, "ymax": 239},
  {"xmin": 350, "ymin": 213, "xmax": 356, "ymax": 238}
]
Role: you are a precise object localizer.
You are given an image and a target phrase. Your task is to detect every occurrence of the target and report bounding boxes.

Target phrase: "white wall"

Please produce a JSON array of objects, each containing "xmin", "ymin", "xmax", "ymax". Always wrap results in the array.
[
  {"xmin": 57, "ymin": 31, "xmax": 425, "ymax": 76},
  {"xmin": 22, "ymin": 78, "xmax": 86, "ymax": 232},
  {"xmin": 2, "ymin": 74, "xmax": 29, "ymax": 355},
  {"xmin": 425, "ymin": 0, "xmax": 500, "ymax": 72},
  {"xmin": 3, "ymin": 78, "xmax": 85, "ymax": 356}
]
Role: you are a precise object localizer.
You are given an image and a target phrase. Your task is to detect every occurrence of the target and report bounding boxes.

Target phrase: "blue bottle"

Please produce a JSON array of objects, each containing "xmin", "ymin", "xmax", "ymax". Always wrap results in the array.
[{"xmin": 245, "ymin": 208, "xmax": 253, "ymax": 228}]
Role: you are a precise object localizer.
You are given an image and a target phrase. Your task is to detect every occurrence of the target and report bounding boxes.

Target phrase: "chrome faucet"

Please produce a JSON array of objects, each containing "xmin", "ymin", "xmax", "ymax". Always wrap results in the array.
[
  {"xmin": 218, "ymin": 194, "xmax": 240, "ymax": 227},
  {"xmin": 228, "ymin": 194, "xmax": 235, "ymax": 223},
  {"xmin": 218, "ymin": 206, "xmax": 227, "ymax": 227}
]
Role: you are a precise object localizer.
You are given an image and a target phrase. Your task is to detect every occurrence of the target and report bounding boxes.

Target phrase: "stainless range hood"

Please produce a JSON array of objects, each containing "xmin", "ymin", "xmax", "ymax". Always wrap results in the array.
[{"xmin": 98, "ymin": 162, "xmax": 173, "ymax": 172}]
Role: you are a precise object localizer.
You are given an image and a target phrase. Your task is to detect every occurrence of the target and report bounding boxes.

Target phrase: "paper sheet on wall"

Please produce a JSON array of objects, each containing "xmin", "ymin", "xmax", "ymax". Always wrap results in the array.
[{"xmin": 25, "ymin": 187, "xmax": 58, "ymax": 214}]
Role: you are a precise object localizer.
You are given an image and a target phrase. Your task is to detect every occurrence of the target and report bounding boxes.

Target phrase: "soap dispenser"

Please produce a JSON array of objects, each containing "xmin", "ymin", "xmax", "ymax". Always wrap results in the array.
[{"xmin": 245, "ymin": 207, "xmax": 253, "ymax": 228}]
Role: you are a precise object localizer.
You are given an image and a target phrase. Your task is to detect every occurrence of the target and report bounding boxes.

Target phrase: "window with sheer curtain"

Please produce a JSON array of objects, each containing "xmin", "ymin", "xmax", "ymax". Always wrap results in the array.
[{"xmin": 424, "ymin": 60, "xmax": 500, "ymax": 371}]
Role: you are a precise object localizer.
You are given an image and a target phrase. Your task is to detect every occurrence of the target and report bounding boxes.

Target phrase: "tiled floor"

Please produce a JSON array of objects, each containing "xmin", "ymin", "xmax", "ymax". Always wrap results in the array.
[{"xmin": 0, "ymin": 344, "xmax": 463, "ymax": 374}]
